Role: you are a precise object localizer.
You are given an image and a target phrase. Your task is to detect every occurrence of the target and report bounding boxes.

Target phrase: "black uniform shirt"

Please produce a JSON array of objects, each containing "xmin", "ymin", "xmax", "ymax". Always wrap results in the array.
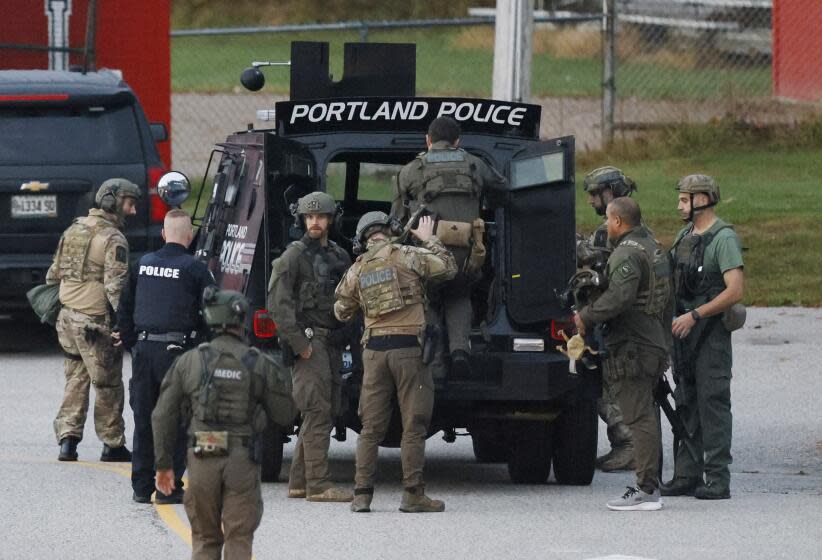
[{"xmin": 117, "ymin": 242, "xmax": 215, "ymax": 348}]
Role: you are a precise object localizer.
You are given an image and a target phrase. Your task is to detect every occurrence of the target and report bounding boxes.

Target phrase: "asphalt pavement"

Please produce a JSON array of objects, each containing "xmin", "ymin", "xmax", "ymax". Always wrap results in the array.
[{"xmin": 1, "ymin": 307, "xmax": 820, "ymax": 560}]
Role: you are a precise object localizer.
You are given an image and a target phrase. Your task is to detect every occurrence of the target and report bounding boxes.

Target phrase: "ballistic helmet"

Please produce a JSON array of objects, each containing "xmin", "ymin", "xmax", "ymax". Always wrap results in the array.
[
  {"xmin": 202, "ymin": 287, "xmax": 249, "ymax": 329},
  {"xmin": 583, "ymin": 166, "xmax": 637, "ymax": 198},
  {"xmin": 297, "ymin": 191, "xmax": 336, "ymax": 216},
  {"xmin": 355, "ymin": 211, "xmax": 392, "ymax": 245},
  {"xmin": 676, "ymin": 174, "xmax": 720, "ymax": 204},
  {"xmin": 95, "ymin": 178, "xmax": 141, "ymax": 215}
]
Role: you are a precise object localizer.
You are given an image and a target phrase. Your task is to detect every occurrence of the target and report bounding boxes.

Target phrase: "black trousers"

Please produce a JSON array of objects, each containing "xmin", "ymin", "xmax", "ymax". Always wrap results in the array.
[{"xmin": 129, "ymin": 340, "xmax": 188, "ymax": 496}]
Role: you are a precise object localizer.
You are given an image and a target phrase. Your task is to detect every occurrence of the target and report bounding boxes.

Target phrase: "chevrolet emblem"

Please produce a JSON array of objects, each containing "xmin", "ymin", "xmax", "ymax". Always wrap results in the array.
[{"xmin": 21, "ymin": 181, "xmax": 50, "ymax": 193}]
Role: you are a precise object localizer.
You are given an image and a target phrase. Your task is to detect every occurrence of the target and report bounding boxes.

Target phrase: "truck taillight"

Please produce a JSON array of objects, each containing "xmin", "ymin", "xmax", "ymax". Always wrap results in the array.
[
  {"xmin": 148, "ymin": 166, "xmax": 169, "ymax": 224},
  {"xmin": 551, "ymin": 318, "xmax": 575, "ymax": 340},
  {"xmin": 253, "ymin": 310, "xmax": 277, "ymax": 339}
]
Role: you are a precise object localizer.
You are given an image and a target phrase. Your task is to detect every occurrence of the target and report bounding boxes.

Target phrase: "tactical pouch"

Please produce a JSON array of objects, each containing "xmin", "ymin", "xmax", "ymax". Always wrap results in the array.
[
  {"xmin": 279, "ymin": 338, "xmax": 295, "ymax": 367},
  {"xmin": 435, "ymin": 220, "xmax": 472, "ymax": 247},
  {"xmin": 721, "ymin": 303, "xmax": 747, "ymax": 332},
  {"xmin": 193, "ymin": 431, "xmax": 229, "ymax": 458},
  {"xmin": 465, "ymin": 218, "xmax": 487, "ymax": 276}
]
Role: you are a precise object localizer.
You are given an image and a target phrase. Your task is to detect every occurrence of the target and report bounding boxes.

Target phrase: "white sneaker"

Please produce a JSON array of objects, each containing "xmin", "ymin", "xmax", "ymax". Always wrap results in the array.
[{"xmin": 606, "ymin": 486, "xmax": 663, "ymax": 511}]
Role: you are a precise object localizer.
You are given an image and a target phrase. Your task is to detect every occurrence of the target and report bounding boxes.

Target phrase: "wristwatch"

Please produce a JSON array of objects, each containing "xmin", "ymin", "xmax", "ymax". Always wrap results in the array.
[{"xmin": 690, "ymin": 309, "xmax": 701, "ymax": 321}]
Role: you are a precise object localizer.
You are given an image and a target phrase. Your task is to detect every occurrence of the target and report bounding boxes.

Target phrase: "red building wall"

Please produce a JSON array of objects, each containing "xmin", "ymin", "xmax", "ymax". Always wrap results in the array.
[
  {"xmin": 773, "ymin": 0, "xmax": 822, "ymax": 102},
  {"xmin": 0, "ymin": 0, "xmax": 171, "ymax": 166}
]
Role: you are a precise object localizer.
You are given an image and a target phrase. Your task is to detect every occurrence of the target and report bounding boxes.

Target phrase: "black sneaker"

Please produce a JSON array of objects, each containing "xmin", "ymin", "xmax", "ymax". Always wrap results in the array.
[
  {"xmin": 100, "ymin": 444, "xmax": 132, "ymax": 462},
  {"xmin": 132, "ymin": 492, "xmax": 152, "ymax": 504},
  {"xmin": 155, "ymin": 489, "xmax": 184, "ymax": 505},
  {"xmin": 695, "ymin": 481, "xmax": 731, "ymax": 500},
  {"xmin": 58, "ymin": 437, "xmax": 79, "ymax": 462}
]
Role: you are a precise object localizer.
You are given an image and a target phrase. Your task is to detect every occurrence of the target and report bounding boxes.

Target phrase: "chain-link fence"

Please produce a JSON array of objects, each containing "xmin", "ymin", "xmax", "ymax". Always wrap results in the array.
[{"xmin": 170, "ymin": 1, "xmax": 818, "ymax": 177}]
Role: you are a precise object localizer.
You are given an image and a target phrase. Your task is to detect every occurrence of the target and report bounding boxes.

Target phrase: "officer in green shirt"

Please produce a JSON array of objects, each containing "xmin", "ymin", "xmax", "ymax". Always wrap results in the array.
[
  {"xmin": 662, "ymin": 175, "xmax": 744, "ymax": 500},
  {"xmin": 574, "ymin": 197, "xmax": 669, "ymax": 511},
  {"xmin": 152, "ymin": 289, "xmax": 296, "ymax": 559}
]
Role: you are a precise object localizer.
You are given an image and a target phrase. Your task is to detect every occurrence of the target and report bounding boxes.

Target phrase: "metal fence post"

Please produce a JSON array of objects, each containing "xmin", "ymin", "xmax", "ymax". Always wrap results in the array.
[{"xmin": 602, "ymin": 0, "xmax": 616, "ymax": 147}]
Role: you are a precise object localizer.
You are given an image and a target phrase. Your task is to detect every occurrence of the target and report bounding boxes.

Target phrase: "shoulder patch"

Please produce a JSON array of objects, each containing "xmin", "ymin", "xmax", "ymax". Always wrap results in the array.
[{"xmin": 115, "ymin": 245, "xmax": 127, "ymax": 263}]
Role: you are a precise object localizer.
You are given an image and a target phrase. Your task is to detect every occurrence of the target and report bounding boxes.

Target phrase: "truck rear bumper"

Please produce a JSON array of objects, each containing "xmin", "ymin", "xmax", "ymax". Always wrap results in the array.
[{"xmin": 0, "ymin": 254, "xmax": 52, "ymax": 312}]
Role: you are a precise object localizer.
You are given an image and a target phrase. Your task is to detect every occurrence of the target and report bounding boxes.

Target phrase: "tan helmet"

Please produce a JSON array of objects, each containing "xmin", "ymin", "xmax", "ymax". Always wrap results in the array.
[
  {"xmin": 676, "ymin": 174, "xmax": 720, "ymax": 204},
  {"xmin": 297, "ymin": 191, "xmax": 336, "ymax": 216},
  {"xmin": 583, "ymin": 166, "xmax": 636, "ymax": 198},
  {"xmin": 95, "ymin": 178, "xmax": 141, "ymax": 215}
]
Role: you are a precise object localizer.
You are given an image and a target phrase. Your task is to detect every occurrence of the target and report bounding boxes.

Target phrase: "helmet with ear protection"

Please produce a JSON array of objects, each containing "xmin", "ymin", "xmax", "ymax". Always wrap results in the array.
[
  {"xmin": 202, "ymin": 287, "xmax": 249, "ymax": 328},
  {"xmin": 95, "ymin": 178, "xmax": 141, "ymax": 215}
]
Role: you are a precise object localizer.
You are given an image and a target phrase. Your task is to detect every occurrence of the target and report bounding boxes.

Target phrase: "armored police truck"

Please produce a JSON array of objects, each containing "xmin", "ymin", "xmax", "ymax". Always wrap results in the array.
[{"xmin": 183, "ymin": 42, "xmax": 599, "ymax": 485}]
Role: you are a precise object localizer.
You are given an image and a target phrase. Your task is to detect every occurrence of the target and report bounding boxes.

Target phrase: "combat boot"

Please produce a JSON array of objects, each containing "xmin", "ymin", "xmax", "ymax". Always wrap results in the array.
[
  {"xmin": 597, "ymin": 444, "xmax": 635, "ymax": 472},
  {"xmin": 350, "ymin": 488, "xmax": 373, "ymax": 513},
  {"xmin": 287, "ymin": 488, "xmax": 306, "ymax": 499},
  {"xmin": 694, "ymin": 481, "xmax": 730, "ymax": 500},
  {"xmin": 399, "ymin": 486, "xmax": 445, "ymax": 513},
  {"xmin": 155, "ymin": 489, "xmax": 185, "ymax": 505},
  {"xmin": 306, "ymin": 487, "xmax": 354, "ymax": 502},
  {"xmin": 58, "ymin": 437, "xmax": 79, "ymax": 462},
  {"xmin": 100, "ymin": 444, "xmax": 132, "ymax": 462},
  {"xmin": 660, "ymin": 476, "xmax": 700, "ymax": 497},
  {"xmin": 450, "ymin": 350, "xmax": 472, "ymax": 379}
]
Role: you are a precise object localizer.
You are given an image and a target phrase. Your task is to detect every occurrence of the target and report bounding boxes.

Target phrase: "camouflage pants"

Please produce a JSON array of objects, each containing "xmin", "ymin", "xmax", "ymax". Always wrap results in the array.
[
  {"xmin": 355, "ymin": 346, "xmax": 434, "ymax": 490},
  {"xmin": 605, "ymin": 345, "xmax": 665, "ymax": 494},
  {"xmin": 185, "ymin": 447, "xmax": 262, "ymax": 560},
  {"xmin": 288, "ymin": 335, "xmax": 341, "ymax": 494},
  {"xmin": 54, "ymin": 307, "xmax": 125, "ymax": 447}
]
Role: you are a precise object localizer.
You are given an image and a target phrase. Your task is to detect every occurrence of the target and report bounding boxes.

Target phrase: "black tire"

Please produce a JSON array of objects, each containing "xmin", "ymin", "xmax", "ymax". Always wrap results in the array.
[
  {"xmin": 507, "ymin": 421, "xmax": 552, "ymax": 484},
  {"xmin": 552, "ymin": 398, "xmax": 598, "ymax": 485},
  {"xmin": 471, "ymin": 430, "xmax": 509, "ymax": 463},
  {"xmin": 259, "ymin": 422, "xmax": 284, "ymax": 483}
]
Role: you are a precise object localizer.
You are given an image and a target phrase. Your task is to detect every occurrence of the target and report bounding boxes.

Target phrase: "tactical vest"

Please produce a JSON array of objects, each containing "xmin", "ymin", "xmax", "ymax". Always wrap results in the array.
[
  {"xmin": 617, "ymin": 238, "xmax": 670, "ymax": 317},
  {"xmin": 671, "ymin": 224, "xmax": 733, "ymax": 300},
  {"xmin": 57, "ymin": 218, "xmax": 107, "ymax": 282},
  {"xmin": 274, "ymin": 240, "xmax": 347, "ymax": 314},
  {"xmin": 407, "ymin": 149, "xmax": 480, "ymax": 208},
  {"xmin": 196, "ymin": 344, "xmax": 260, "ymax": 426},
  {"xmin": 358, "ymin": 244, "xmax": 424, "ymax": 319}
]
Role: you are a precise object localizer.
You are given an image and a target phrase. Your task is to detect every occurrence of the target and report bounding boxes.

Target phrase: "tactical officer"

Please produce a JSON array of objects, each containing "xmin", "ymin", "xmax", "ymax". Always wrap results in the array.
[
  {"xmin": 335, "ymin": 212, "xmax": 457, "ymax": 513},
  {"xmin": 46, "ymin": 178, "xmax": 140, "ymax": 462},
  {"xmin": 267, "ymin": 191, "xmax": 353, "ymax": 502},
  {"xmin": 573, "ymin": 197, "xmax": 669, "ymax": 511},
  {"xmin": 153, "ymin": 289, "xmax": 296, "ymax": 559},
  {"xmin": 661, "ymin": 174, "xmax": 744, "ymax": 500},
  {"xmin": 392, "ymin": 116, "xmax": 504, "ymax": 377},
  {"xmin": 116, "ymin": 209, "xmax": 215, "ymax": 504},
  {"xmin": 577, "ymin": 166, "xmax": 638, "ymax": 472}
]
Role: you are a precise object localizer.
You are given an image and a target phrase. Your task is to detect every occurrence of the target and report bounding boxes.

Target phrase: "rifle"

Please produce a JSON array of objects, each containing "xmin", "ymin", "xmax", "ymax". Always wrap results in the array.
[
  {"xmin": 394, "ymin": 204, "xmax": 430, "ymax": 245},
  {"xmin": 654, "ymin": 372, "xmax": 700, "ymax": 466}
]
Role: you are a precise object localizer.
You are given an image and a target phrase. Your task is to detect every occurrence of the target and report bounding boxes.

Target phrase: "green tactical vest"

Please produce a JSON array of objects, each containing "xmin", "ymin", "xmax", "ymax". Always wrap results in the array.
[
  {"xmin": 196, "ymin": 344, "xmax": 260, "ymax": 426},
  {"xmin": 671, "ymin": 224, "xmax": 733, "ymax": 301},
  {"xmin": 618, "ymin": 237, "xmax": 670, "ymax": 317},
  {"xmin": 269, "ymin": 239, "xmax": 348, "ymax": 314},
  {"xmin": 407, "ymin": 149, "xmax": 480, "ymax": 208}
]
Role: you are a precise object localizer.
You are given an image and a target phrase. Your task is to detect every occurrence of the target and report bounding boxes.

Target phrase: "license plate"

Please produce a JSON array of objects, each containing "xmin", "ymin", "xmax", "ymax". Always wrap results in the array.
[{"xmin": 11, "ymin": 195, "xmax": 57, "ymax": 218}]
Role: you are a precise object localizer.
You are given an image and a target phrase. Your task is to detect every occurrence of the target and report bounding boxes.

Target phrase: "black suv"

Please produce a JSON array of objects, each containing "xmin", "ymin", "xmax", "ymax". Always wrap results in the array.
[
  {"xmin": 187, "ymin": 42, "xmax": 599, "ymax": 485},
  {"xmin": 0, "ymin": 69, "xmax": 168, "ymax": 317}
]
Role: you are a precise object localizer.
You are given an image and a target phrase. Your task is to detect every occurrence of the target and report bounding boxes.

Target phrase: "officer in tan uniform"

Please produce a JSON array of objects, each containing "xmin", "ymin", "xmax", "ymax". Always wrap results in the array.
[
  {"xmin": 335, "ymin": 212, "xmax": 457, "ymax": 513},
  {"xmin": 577, "ymin": 166, "xmax": 639, "ymax": 472},
  {"xmin": 392, "ymin": 116, "xmax": 504, "ymax": 377},
  {"xmin": 153, "ymin": 289, "xmax": 296, "ymax": 560},
  {"xmin": 46, "ymin": 178, "xmax": 140, "ymax": 462},
  {"xmin": 268, "ymin": 191, "xmax": 353, "ymax": 502}
]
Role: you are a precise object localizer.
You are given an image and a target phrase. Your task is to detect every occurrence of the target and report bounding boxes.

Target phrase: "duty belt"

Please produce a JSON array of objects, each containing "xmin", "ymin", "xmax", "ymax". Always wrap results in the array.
[
  {"xmin": 303, "ymin": 326, "xmax": 332, "ymax": 339},
  {"xmin": 188, "ymin": 434, "xmax": 251, "ymax": 448},
  {"xmin": 138, "ymin": 331, "xmax": 191, "ymax": 344},
  {"xmin": 366, "ymin": 334, "xmax": 419, "ymax": 351}
]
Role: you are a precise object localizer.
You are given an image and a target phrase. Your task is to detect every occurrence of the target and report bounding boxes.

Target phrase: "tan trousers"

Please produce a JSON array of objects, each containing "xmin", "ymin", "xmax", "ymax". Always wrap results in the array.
[
  {"xmin": 54, "ymin": 307, "xmax": 125, "ymax": 446},
  {"xmin": 288, "ymin": 335, "xmax": 341, "ymax": 494},
  {"xmin": 355, "ymin": 346, "xmax": 434, "ymax": 490},
  {"xmin": 184, "ymin": 447, "xmax": 262, "ymax": 560}
]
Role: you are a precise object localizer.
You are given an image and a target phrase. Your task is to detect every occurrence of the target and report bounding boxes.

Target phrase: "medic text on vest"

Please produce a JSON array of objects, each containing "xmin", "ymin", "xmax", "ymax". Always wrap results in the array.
[
  {"xmin": 139, "ymin": 265, "xmax": 180, "ymax": 279},
  {"xmin": 289, "ymin": 100, "xmax": 527, "ymax": 127}
]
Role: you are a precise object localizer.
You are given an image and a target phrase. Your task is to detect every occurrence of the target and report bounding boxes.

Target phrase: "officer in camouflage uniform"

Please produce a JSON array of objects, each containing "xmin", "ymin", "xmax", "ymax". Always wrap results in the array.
[
  {"xmin": 577, "ymin": 166, "xmax": 638, "ymax": 472},
  {"xmin": 46, "ymin": 178, "xmax": 140, "ymax": 462},
  {"xmin": 152, "ymin": 289, "xmax": 296, "ymax": 560},
  {"xmin": 661, "ymin": 175, "xmax": 744, "ymax": 500},
  {"xmin": 574, "ymin": 197, "xmax": 670, "ymax": 511},
  {"xmin": 392, "ymin": 116, "xmax": 504, "ymax": 377},
  {"xmin": 267, "ymin": 191, "xmax": 353, "ymax": 502},
  {"xmin": 335, "ymin": 212, "xmax": 457, "ymax": 513}
]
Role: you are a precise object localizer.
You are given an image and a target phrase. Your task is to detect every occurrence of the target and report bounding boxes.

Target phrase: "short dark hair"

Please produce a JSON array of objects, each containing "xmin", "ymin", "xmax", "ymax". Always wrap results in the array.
[
  {"xmin": 427, "ymin": 117, "xmax": 461, "ymax": 144},
  {"xmin": 608, "ymin": 197, "xmax": 642, "ymax": 227}
]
